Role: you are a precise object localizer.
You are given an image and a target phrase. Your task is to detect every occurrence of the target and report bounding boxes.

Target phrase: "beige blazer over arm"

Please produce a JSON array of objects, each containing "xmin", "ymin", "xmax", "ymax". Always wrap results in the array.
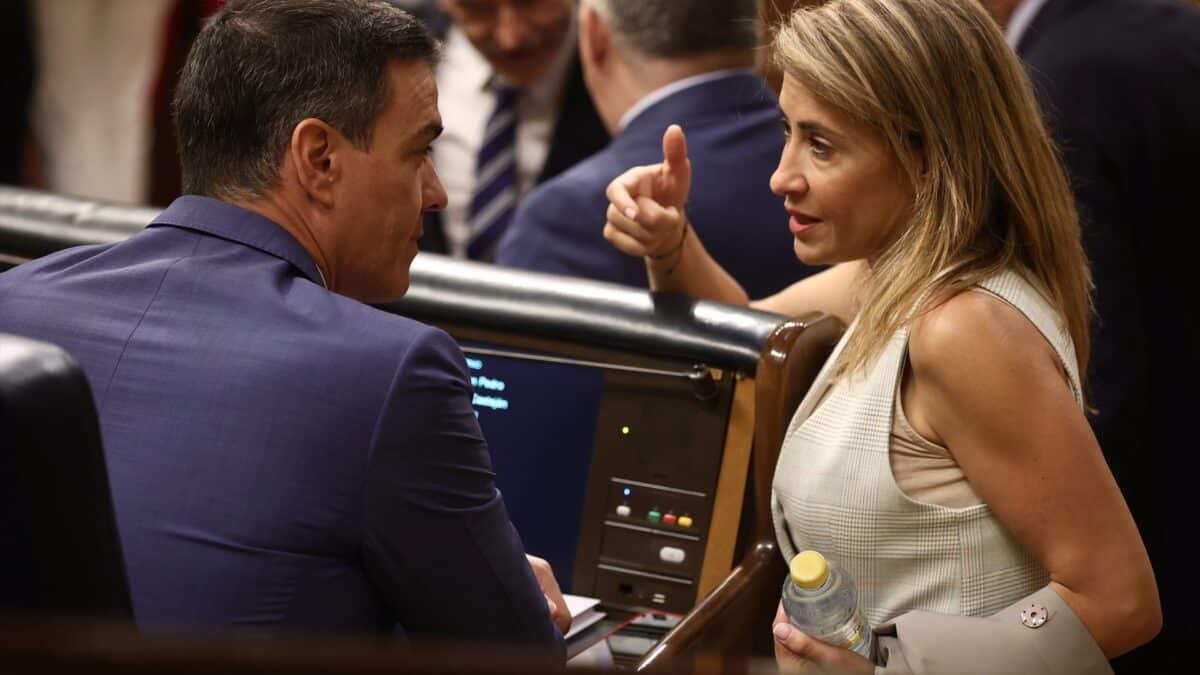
[{"xmin": 874, "ymin": 585, "xmax": 1112, "ymax": 675}]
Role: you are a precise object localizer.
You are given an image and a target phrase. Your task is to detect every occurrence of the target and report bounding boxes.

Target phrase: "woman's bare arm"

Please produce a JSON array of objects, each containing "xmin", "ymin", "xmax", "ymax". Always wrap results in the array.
[
  {"xmin": 906, "ymin": 290, "xmax": 1162, "ymax": 657},
  {"xmin": 751, "ymin": 260, "xmax": 864, "ymax": 326}
]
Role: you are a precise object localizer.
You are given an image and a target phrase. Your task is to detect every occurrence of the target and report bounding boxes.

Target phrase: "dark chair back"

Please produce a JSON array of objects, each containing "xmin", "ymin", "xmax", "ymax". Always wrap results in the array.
[{"xmin": 0, "ymin": 333, "xmax": 132, "ymax": 620}]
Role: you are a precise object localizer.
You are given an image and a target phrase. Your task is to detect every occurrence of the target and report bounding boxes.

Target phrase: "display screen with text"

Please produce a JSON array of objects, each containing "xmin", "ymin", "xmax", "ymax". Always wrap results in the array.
[{"xmin": 464, "ymin": 346, "xmax": 604, "ymax": 590}]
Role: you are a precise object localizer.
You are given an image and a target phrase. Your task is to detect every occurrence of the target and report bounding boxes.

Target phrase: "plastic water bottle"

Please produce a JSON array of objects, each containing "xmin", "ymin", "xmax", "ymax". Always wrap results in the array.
[{"xmin": 780, "ymin": 550, "xmax": 874, "ymax": 660}]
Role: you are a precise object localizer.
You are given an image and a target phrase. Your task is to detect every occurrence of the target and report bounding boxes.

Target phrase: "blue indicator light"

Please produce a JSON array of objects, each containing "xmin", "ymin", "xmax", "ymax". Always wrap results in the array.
[{"xmin": 623, "ymin": 487, "xmax": 632, "ymax": 497}]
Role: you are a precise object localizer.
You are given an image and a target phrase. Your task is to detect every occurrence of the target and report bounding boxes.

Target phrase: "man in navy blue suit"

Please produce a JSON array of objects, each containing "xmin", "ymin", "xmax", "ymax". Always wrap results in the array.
[
  {"xmin": 983, "ymin": 1, "xmax": 1200, "ymax": 667},
  {"xmin": 0, "ymin": 0, "xmax": 567, "ymax": 651},
  {"xmin": 494, "ymin": 0, "xmax": 817, "ymax": 296}
]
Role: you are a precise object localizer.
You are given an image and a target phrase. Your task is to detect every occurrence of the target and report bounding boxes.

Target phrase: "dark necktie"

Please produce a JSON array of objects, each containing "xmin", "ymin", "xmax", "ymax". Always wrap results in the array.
[{"xmin": 467, "ymin": 84, "xmax": 518, "ymax": 260}]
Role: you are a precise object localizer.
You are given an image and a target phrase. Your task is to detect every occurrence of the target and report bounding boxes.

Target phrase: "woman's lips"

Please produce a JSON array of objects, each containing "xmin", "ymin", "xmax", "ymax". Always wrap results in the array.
[{"xmin": 789, "ymin": 214, "xmax": 823, "ymax": 235}]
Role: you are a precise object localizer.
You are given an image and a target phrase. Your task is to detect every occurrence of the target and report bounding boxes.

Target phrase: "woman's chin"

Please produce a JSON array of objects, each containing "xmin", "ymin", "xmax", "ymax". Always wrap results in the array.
[{"xmin": 793, "ymin": 240, "xmax": 833, "ymax": 266}]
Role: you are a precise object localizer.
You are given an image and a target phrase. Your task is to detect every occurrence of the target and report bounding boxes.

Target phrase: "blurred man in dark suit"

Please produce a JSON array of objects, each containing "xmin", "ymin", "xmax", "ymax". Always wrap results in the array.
[
  {"xmin": 394, "ymin": 0, "xmax": 609, "ymax": 260},
  {"xmin": 495, "ymin": 0, "xmax": 817, "ymax": 295},
  {"xmin": 983, "ymin": 0, "xmax": 1200, "ymax": 667},
  {"xmin": 0, "ymin": 0, "xmax": 567, "ymax": 652}
]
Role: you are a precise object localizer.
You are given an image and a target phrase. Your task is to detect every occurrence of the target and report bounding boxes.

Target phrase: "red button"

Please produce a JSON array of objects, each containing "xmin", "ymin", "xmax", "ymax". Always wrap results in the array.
[{"xmin": 662, "ymin": 514, "xmax": 678, "ymax": 525}]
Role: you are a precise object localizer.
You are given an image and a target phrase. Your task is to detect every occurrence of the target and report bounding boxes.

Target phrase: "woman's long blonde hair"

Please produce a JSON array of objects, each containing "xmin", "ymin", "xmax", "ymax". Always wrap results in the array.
[{"xmin": 773, "ymin": 0, "xmax": 1093, "ymax": 385}]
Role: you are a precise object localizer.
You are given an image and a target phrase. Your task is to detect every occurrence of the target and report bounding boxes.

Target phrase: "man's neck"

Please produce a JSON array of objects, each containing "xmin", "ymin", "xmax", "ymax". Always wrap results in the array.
[{"xmin": 230, "ymin": 191, "xmax": 332, "ymax": 289}]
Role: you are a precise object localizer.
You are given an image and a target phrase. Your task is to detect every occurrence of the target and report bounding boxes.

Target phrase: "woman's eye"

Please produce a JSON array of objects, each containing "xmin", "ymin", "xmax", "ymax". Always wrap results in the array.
[
  {"xmin": 780, "ymin": 119, "xmax": 792, "ymax": 138},
  {"xmin": 810, "ymin": 138, "xmax": 833, "ymax": 158}
]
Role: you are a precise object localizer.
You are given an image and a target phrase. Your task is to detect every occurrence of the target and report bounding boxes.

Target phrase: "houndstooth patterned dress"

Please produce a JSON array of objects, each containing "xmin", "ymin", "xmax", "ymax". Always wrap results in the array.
[{"xmin": 772, "ymin": 268, "xmax": 1082, "ymax": 627}]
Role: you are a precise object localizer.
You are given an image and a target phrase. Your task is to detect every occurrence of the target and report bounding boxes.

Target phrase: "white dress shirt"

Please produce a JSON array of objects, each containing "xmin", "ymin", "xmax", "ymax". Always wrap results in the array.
[
  {"xmin": 1005, "ymin": 0, "xmax": 1052, "ymax": 48},
  {"xmin": 432, "ymin": 19, "xmax": 578, "ymax": 258}
]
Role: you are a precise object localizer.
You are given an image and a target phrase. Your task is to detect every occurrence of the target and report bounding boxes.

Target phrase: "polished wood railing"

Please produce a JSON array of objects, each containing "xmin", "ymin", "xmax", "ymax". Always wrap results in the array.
[{"xmin": 636, "ymin": 313, "xmax": 843, "ymax": 670}]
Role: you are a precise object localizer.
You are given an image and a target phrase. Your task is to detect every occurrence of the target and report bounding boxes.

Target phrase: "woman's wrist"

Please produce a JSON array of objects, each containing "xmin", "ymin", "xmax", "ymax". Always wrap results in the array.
[{"xmin": 646, "ymin": 219, "xmax": 690, "ymax": 274}]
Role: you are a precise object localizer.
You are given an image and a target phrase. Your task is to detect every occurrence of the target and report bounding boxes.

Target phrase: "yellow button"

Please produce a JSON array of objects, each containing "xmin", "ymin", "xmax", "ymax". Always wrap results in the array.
[{"xmin": 678, "ymin": 516, "xmax": 694, "ymax": 528}]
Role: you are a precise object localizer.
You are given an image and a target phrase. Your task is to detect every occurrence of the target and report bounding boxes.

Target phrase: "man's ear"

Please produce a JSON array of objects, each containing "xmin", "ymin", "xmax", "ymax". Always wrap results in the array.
[
  {"xmin": 579, "ymin": 4, "xmax": 611, "ymax": 72},
  {"xmin": 290, "ymin": 118, "xmax": 339, "ymax": 208}
]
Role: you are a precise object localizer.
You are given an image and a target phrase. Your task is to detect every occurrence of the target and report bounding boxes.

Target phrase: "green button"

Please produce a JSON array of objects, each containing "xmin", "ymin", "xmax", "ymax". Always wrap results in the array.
[{"xmin": 647, "ymin": 510, "xmax": 662, "ymax": 523}]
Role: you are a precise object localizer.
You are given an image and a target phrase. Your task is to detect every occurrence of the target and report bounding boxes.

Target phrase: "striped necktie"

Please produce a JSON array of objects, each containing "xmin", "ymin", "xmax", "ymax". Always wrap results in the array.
[{"xmin": 466, "ymin": 84, "xmax": 518, "ymax": 260}]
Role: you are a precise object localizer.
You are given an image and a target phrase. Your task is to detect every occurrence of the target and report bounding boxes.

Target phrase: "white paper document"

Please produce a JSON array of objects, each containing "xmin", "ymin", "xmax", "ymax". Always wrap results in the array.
[{"xmin": 562, "ymin": 594, "xmax": 606, "ymax": 640}]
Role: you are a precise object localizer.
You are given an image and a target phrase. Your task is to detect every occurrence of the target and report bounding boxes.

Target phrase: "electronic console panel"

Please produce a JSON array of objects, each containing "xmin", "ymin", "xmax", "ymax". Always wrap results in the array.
[{"xmin": 455, "ymin": 336, "xmax": 740, "ymax": 615}]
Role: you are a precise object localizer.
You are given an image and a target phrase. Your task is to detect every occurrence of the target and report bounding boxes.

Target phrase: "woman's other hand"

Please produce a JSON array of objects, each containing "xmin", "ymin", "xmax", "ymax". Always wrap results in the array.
[
  {"xmin": 603, "ymin": 124, "xmax": 692, "ymax": 258},
  {"xmin": 772, "ymin": 602, "xmax": 874, "ymax": 674}
]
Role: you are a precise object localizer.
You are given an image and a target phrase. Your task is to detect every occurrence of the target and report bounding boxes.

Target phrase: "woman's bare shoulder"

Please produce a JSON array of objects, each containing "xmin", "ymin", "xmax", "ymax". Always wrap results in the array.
[{"xmin": 908, "ymin": 287, "xmax": 1060, "ymax": 392}]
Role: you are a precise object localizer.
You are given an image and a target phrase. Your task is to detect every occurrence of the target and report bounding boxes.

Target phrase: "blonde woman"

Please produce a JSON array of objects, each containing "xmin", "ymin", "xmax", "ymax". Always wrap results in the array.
[{"xmin": 601, "ymin": 0, "xmax": 1160, "ymax": 672}]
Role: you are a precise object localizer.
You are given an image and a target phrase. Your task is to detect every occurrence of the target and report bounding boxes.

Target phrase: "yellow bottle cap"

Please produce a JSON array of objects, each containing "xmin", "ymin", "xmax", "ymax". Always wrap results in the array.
[{"xmin": 789, "ymin": 550, "xmax": 830, "ymax": 589}]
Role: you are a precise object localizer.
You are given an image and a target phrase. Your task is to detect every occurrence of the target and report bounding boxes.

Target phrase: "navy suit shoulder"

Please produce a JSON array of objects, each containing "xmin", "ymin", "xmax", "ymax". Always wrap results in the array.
[
  {"xmin": 0, "ymin": 198, "xmax": 561, "ymax": 652},
  {"xmin": 1019, "ymin": 0, "xmax": 1200, "ymax": 180},
  {"xmin": 497, "ymin": 143, "xmax": 645, "ymax": 286},
  {"xmin": 1021, "ymin": 0, "xmax": 1200, "ymax": 132},
  {"xmin": 498, "ymin": 73, "xmax": 815, "ymax": 296}
]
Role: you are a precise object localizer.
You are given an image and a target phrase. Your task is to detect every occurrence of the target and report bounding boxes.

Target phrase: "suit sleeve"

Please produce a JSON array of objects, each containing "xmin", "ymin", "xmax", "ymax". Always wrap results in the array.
[
  {"xmin": 873, "ymin": 585, "xmax": 1111, "ymax": 675},
  {"xmin": 360, "ymin": 326, "xmax": 563, "ymax": 655}
]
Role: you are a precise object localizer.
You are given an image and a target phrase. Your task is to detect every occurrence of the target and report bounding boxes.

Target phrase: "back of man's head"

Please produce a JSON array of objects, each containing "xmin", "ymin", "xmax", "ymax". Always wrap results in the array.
[
  {"xmin": 584, "ymin": 0, "xmax": 759, "ymax": 59},
  {"xmin": 174, "ymin": 0, "xmax": 436, "ymax": 201}
]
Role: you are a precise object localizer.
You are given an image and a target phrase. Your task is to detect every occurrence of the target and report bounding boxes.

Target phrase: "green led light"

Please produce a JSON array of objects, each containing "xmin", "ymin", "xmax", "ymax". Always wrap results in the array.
[{"xmin": 621, "ymin": 425, "xmax": 630, "ymax": 435}]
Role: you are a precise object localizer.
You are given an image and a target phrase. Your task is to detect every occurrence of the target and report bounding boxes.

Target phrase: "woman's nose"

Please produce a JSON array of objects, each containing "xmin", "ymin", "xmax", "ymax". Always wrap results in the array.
[{"xmin": 769, "ymin": 151, "xmax": 807, "ymax": 198}]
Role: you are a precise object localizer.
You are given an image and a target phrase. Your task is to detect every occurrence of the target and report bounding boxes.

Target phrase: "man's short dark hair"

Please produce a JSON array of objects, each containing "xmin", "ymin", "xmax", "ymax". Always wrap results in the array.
[
  {"xmin": 174, "ymin": 0, "xmax": 437, "ymax": 200},
  {"xmin": 594, "ymin": 0, "xmax": 759, "ymax": 59}
]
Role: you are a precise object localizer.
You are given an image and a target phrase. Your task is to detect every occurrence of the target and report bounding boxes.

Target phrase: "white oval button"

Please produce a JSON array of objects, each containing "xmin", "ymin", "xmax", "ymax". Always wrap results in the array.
[{"xmin": 659, "ymin": 546, "xmax": 686, "ymax": 564}]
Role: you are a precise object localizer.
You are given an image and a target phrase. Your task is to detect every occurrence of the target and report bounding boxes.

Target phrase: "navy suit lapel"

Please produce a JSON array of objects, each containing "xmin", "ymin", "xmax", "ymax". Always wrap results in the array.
[{"xmin": 537, "ymin": 52, "xmax": 609, "ymax": 184}]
